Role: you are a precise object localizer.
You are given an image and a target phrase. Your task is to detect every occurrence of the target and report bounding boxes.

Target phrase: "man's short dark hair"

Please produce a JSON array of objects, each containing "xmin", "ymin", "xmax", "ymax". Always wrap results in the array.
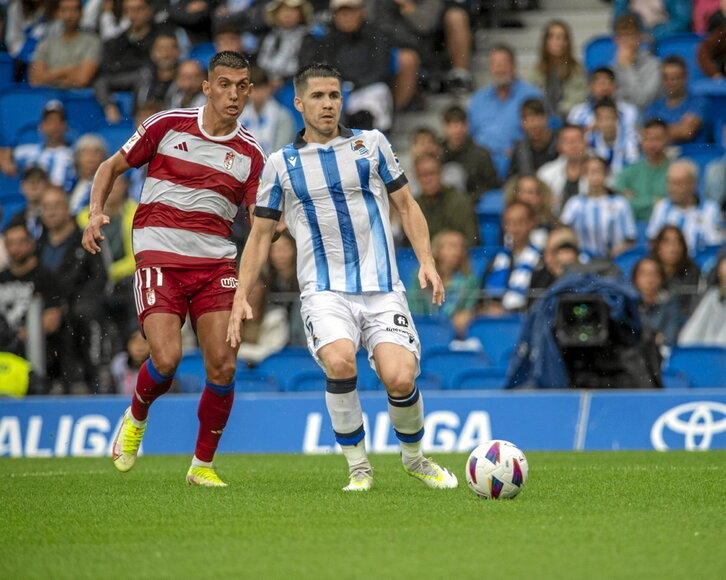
[
  {"xmin": 555, "ymin": 241, "xmax": 579, "ymax": 254},
  {"xmin": 559, "ymin": 123, "xmax": 585, "ymax": 135},
  {"xmin": 521, "ymin": 98, "xmax": 546, "ymax": 116},
  {"xmin": 590, "ymin": 66, "xmax": 615, "ymax": 81},
  {"xmin": 294, "ymin": 62, "xmax": 343, "ymax": 96},
  {"xmin": 3, "ymin": 221, "xmax": 31, "ymax": 238},
  {"xmin": 489, "ymin": 43, "xmax": 515, "ymax": 62},
  {"xmin": 208, "ymin": 51, "xmax": 250, "ymax": 74},
  {"xmin": 642, "ymin": 117, "xmax": 668, "ymax": 131},
  {"xmin": 442, "ymin": 105, "xmax": 467, "ymax": 124},
  {"xmin": 22, "ymin": 166, "xmax": 49, "ymax": 182},
  {"xmin": 663, "ymin": 54, "xmax": 687, "ymax": 71},
  {"xmin": 593, "ymin": 96, "xmax": 618, "ymax": 114}
]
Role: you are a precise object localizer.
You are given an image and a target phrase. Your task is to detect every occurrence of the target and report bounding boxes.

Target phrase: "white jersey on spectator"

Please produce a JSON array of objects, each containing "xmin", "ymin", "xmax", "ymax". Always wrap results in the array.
[
  {"xmin": 647, "ymin": 198, "xmax": 723, "ymax": 255},
  {"xmin": 255, "ymin": 127, "xmax": 407, "ymax": 295},
  {"xmin": 14, "ymin": 142, "xmax": 74, "ymax": 190},
  {"xmin": 561, "ymin": 192, "xmax": 637, "ymax": 258}
]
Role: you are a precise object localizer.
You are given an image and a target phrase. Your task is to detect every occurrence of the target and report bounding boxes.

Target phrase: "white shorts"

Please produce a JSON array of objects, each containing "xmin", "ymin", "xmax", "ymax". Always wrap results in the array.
[{"xmin": 299, "ymin": 290, "xmax": 421, "ymax": 376}]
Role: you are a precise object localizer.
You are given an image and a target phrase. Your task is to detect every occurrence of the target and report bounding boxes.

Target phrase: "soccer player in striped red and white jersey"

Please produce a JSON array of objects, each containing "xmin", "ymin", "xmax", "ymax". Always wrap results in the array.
[{"xmin": 82, "ymin": 52, "xmax": 265, "ymax": 487}]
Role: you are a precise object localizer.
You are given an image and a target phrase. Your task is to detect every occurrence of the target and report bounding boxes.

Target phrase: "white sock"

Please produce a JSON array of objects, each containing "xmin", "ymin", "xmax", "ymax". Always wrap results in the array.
[
  {"xmin": 341, "ymin": 441, "xmax": 370, "ymax": 470},
  {"xmin": 191, "ymin": 455, "xmax": 213, "ymax": 468}
]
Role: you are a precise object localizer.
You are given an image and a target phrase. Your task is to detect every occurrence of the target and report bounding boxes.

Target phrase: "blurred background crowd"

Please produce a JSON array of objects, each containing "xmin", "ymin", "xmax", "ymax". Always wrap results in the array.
[{"xmin": 0, "ymin": 0, "xmax": 725, "ymax": 395}]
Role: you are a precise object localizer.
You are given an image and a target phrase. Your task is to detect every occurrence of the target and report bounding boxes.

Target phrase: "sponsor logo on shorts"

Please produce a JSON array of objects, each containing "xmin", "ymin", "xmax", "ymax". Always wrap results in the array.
[
  {"xmin": 393, "ymin": 314, "xmax": 409, "ymax": 328},
  {"xmin": 145, "ymin": 288, "xmax": 156, "ymax": 306},
  {"xmin": 220, "ymin": 277, "xmax": 238, "ymax": 289}
]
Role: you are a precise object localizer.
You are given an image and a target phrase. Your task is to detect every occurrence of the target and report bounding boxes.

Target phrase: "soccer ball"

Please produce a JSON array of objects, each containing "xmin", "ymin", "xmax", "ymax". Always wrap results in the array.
[{"xmin": 465, "ymin": 440, "xmax": 528, "ymax": 499}]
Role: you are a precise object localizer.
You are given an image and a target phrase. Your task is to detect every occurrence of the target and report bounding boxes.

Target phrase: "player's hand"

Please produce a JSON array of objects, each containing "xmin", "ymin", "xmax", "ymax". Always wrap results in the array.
[
  {"xmin": 82, "ymin": 213, "xmax": 110, "ymax": 254},
  {"xmin": 226, "ymin": 291, "xmax": 253, "ymax": 348},
  {"xmin": 419, "ymin": 265, "xmax": 445, "ymax": 307}
]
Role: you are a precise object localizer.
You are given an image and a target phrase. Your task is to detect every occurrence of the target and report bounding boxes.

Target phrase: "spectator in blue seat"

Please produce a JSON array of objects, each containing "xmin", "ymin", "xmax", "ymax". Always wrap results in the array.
[
  {"xmin": 507, "ymin": 98, "xmax": 559, "ymax": 179},
  {"xmin": 632, "ymin": 257, "xmax": 683, "ymax": 349},
  {"xmin": 412, "ymin": 153, "xmax": 479, "ymax": 247},
  {"xmin": 504, "ymin": 174, "xmax": 556, "ymax": 248},
  {"xmin": 239, "ymin": 66, "xmax": 296, "ymax": 156},
  {"xmin": 537, "ymin": 123, "xmax": 588, "ymax": 213},
  {"xmin": 615, "ymin": 117, "xmax": 671, "ymax": 221},
  {"xmin": 300, "ymin": 0, "xmax": 395, "ymax": 131},
  {"xmin": 468, "ymin": 44, "xmax": 542, "ymax": 171},
  {"xmin": 440, "ymin": 105, "xmax": 500, "ymax": 202},
  {"xmin": 561, "ymin": 155, "xmax": 637, "ymax": 259},
  {"xmin": 257, "ymin": 0, "xmax": 312, "ymax": 89},
  {"xmin": 644, "ymin": 55, "xmax": 707, "ymax": 144},
  {"xmin": 5, "ymin": 0, "xmax": 54, "ymax": 82},
  {"xmin": 586, "ymin": 97, "xmax": 640, "ymax": 175},
  {"xmin": 678, "ymin": 253, "xmax": 726, "ymax": 345},
  {"xmin": 649, "ymin": 224, "xmax": 702, "ymax": 316},
  {"xmin": 526, "ymin": 19, "xmax": 587, "ymax": 120},
  {"xmin": 29, "ymin": 0, "xmax": 102, "ymax": 89},
  {"xmin": 407, "ymin": 229, "xmax": 480, "ymax": 339},
  {"xmin": 483, "ymin": 201, "xmax": 542, "ymax": 314},
  {"xmin": 568, "ymin": 67, "xmax": 639, "ymax": 141},
  {"xmin": 68, "ymin": 134, "xmax": 108, "ymax": 216},
  {"xmin": 647, "ymin": 159, "xmax": 723, "ymax": 255},
  {"xmin": 612, "ymin": 14, "xmax": 662, "ymax": 112},
  {"xmin": 613, "ymin": 0, "xmax": 692, "ymax": 43},
  {"xmin": 7, "ymin": 167, "xmax": 50, "ymax": 240},
  {"xmin": 0, "ymin": 100, "xmax": 75, "ymax": 191}
]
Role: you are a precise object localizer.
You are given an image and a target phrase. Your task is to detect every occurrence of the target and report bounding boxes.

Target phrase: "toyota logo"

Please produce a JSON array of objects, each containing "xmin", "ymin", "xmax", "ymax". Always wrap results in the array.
[{"xmin": 650, "ymin": 401, "xmax": 726, "ymax": 451}]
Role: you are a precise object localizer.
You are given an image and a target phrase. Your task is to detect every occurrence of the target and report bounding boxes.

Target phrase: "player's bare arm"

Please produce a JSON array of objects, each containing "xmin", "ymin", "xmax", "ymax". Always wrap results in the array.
[
  {"xmin": 81, "ymin": 151, "xmax": 132, "ymax": 254},
  {"xmin": 390, "ymin": 184, "xmax": 445, "ymax": 306},
  {"xmin": 226, "ymin": 214, "xmax": 278, "ymax": 347}
]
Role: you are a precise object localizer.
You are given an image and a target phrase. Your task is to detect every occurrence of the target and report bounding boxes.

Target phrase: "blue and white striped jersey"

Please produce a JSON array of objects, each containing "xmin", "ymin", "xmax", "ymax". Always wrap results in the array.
[
  {"xmin": 561, "ymin": 193, "xmax": 637, "ymax": 258},
  {"xmin": 255, "ymin": 127, "xmax": 408, "ymax": 295},
  {"xmin": 647, "ymin": 198, "xmax": 723, "ymax": 255},
  {"xmin": 14, "ymin": 142, "xmax": 75, "ymax": 191}
]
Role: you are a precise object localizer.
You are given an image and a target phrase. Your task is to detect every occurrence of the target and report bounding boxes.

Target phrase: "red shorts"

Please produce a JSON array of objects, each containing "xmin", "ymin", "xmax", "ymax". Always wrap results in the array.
[{"xmin": 133, "ymin": 263, "xmax": 238, "ymax": 330}]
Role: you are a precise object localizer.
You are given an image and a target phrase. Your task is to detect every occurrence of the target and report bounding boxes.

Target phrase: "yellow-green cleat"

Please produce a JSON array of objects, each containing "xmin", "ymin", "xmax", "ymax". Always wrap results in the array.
[
  {"xmin": 111, "ymin": 407, "xmax": 146, "ymax": 473},
  {"xmin": 342, "ymin": 464, "xmax": 374, "ymax": 492},
  {"xmin": 186, "ymin": 466, "xmax": 228, "ymax": 487},
  {"xmin": 403, "ymin": 456, "xmax": 458, "ymax": 489}
]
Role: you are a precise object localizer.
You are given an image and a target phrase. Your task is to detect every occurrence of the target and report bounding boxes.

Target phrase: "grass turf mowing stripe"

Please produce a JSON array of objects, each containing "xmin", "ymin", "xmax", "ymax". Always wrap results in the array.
[{"xmin": 1, "ymin": 451, "xmax": 725, "ymax": 579}]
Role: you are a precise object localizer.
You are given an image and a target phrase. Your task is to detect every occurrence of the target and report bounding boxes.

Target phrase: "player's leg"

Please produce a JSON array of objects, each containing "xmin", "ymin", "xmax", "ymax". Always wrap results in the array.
[
  {"xmin": 187, "ymin": 309, "xmax": 239, "ymax": 487},
  {"xmin": 373, "ymin": 343, "xmax": 457, "ymax": 489},
  {"xmin": 317, "ymin": 338, "xmax": 372, "ymax": 491},
  {"xmin": 112, "ymin": 312, "xmax": 182, "ymax": 472},
  {"xmin": 302, "ymin": 292, "xmax": 370, "ymax": 491}
]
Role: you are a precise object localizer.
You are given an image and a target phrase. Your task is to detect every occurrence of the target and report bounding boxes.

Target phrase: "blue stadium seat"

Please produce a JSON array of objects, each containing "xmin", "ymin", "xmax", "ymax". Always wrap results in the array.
[
  {"xmin": 0, "ymin": 52, "xmax": 14, "ymax": 89},
  {"xmin": 492, "ymin": 154, "xmax": 510, "ymax": 181},
  {"xmin": 234, "ymin": 367, "xmax": 282, "ymax": 392},
  {"xmin": 666, "ymin": 346, "xmax": 726, "ymax": 388},
  {"xmin": 396, "ymin": 246, "xmax": 418, "ymax": 288},
  {"xmin": 422, "ymin": 346, "xmax": 492, "ymax": 388},
  {"xmin": 613, "ymin": 246, "xmax": 648, "ymax": 280},
  {"xmin": 448, "ymin": 367, "xmax": 508, "ymax": 390},
  {"xmin": 1, "ymin": 200, "xmax": 26, "ymax": 231},
  {"xmin": 635, "ymin": 220, "xmax": 649, "ymax": 246},
  {"xmin": 257, "ymin": 346, "xmax": 322, "ymax": 390},
  {"xmin": 274, "ymin": 80, "xmax": 305, "ymax": 131},
  {"xmin": 678, "ymin": 143, "xmax": 725, "ymax": 194},
  {"xmin": 0, "ymin": 87, "xmax": 61, "ymax": 146},
  {"xmin": 655, "ymin": 33, "xmax": 706, "ymax": 86},
  {"xmin": 61, "ymin": 89, "xmax": 106, "ymax": 135},
  {"xmin": 356, "ymin": 349, "xmax": 383, "ymax": 391},
  {"xmin": 96, "ymin": 123, "xmax": 135, "ymax": 154},
  {"xmin": 413, "ymin": 315, "xmax": 456, "ymax": 351},
  {"xmin": 694, "ymin": 244, "xmax": 723, "ymax": 271},
  {"xmin": 0, "ymin": 173, "xmax": 22, "ymax": 196},
  {"xmin": 190, "ymin": 42, "xmax": 216, "ymax": 70},
  {"xmin": 661, "ymin": 368, "xmax": 691, "ymax": 389},
  {"xmin": 466, "ymin": 315, "xmax": 523, "ymax": 367},
  {"xmin": 469, "ymin": 245, "xmax": 499, "ymax": 279},
  {"xmin": 175, "ymin": 350, "xmax": 206, "ymax": 393},
  {"xmin": 475, "ymin": 189, "xmax": 504, "ymax": 215},
  {"xmin": 286, "ymin": 369, "xmax": 327, "ymax": 391},
  {"xmin": 691, "ymin": 78, "xmax": 726, "ymax": 123},
  {"xmin": 477, "ymin": 217, "xmax": 502, "ymax": 247},
  {"xmin": 415, "ymin": 371, "xmax": 445, "ymax": 390},
  {"xmin": 714, "ymin": 117, "xmax": 725, "ymax": 147},
  {"xmin": 584, "ymin": 35, "xmax": 616, "ymax": 73}
]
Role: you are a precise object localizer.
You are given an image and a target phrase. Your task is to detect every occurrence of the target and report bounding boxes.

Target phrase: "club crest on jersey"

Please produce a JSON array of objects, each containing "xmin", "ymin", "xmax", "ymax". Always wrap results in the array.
[
  {"xmin": 145, "ymin": 288, "xmax": 156, "ymax": 306},
  {"xmin": 351, "ymin": 139, "xmax": 368, "ymax": 155},
  {"xmin": 224, "ymin": 151, "xmax": 235, "ymax": 170}
]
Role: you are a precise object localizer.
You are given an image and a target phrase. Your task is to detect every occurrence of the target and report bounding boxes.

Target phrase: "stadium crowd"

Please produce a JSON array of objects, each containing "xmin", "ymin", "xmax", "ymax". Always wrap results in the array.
[{"xmin": 0, "ymin": 0, "xmax": 725, "ymax": 394}]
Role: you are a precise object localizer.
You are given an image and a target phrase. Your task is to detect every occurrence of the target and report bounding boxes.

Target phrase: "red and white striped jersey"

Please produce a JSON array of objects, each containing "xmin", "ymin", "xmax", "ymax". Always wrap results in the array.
[{"xmin": 120, "ymin": 106, "xmax": 265, "ymax": 269}]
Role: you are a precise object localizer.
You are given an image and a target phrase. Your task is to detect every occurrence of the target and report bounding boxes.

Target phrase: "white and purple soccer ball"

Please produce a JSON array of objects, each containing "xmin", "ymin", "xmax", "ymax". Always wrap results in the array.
[{"xmin": 465, "ymin": 440, "xmax": 528, "ymax": 499}]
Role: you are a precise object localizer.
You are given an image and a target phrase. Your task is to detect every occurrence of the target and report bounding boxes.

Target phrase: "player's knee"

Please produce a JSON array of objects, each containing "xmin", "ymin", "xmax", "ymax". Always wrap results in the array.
[
  {"xmin": 152, "ymin": 351, "xmax": 181, "ymax": 377},
  {"xmin": 383, "ymin": 373, "xmax": 415, "ymax": 398},
  {"xmin": 325, "ymin": 356, "xmax": 356, "ymax": 380},
  {"xmin": 206, "ymin": 359, "xmax": 237, "ymax": 386}
]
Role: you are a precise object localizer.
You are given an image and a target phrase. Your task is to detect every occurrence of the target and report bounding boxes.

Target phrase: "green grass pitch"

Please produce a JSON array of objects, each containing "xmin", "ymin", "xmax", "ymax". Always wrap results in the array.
[{"xmin": 2, "ymin": 451, "xmax": 726, "ymax": 579}]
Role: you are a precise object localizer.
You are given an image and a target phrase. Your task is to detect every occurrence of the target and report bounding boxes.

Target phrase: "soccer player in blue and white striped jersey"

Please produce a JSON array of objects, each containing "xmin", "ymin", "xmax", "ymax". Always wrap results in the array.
[{"xmin": 227, "ymin": 63, "xmax": 458, "ymax": 491}]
